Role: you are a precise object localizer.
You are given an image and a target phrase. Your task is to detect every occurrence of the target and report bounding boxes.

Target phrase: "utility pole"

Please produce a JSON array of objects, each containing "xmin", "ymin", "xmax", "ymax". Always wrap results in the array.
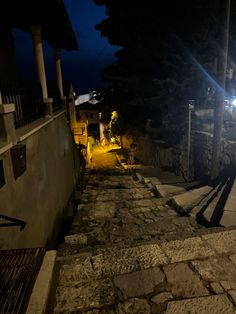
[
  {"xmin": 187, "ymin": 100, "xmax": 194, "ymax": 180},
  {"xmin": 211, "ymin": 0, "xmax": 231, "ymax": 179}
]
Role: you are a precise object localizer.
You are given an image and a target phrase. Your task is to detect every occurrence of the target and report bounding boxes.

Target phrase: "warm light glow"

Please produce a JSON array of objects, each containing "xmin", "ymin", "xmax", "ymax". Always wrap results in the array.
[{"xmin": 111, "ymin": 111, "xmax": 119, "ymax": 121}]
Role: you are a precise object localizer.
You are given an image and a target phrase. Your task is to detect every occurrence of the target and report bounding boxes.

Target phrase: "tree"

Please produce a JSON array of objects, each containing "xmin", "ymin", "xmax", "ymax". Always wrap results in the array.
[
  {"xmin": 108, "ymin": 110, "xmax": 125, "ymax": 146},
  {"xmin": 94, "ymin": 0, "xmax": 220, "ymax": 143},
  {"xmin": 211, "ymin": 0, "xmax": 231, "ymax": 179}
]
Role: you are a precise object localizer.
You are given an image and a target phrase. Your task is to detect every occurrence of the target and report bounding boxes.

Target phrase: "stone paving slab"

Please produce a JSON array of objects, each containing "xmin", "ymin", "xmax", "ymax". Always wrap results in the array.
[
  {"xmin": 132, "ymin": 198, "xmax": 157, "ymax": 209},
  {"xmin": 151, "ymin": 292, "xmax": 173, "ymax": 306},
  {"xmin": 160, "ymin": 236, "xmax": 215, "ymax": 263},
  {"xmin": 223, "ymin": 179, "xmax": 236, "ymax": 213},
  {"xmin": 229, "ymin": 290, "xmax": 236, "ymax": 305},
  {"xmin": 135, "ymin": 172, "xmax": 144, "ymax": 182},
  {"xmin": 170, "ymin": 185, "xmax": 213, "ymax": 213},
  {"xmin": 115, "ymin": 298, "xmax": 150, "ymax": 314},
  {"xmin": 54, "ymin": 278, "xmax": 114, "ymax": 313},
  {"xmin": 92, "ymin": 244, "xmax": 168, "ymax": 276},
  {"xmin": 202, "ymin": 230, "xmax": 236, "ymax": 254},
  {"xmin": 221, "ymin": 211, "xmax": 236, "ymax": 228},
  {"xmin": 221, "ymin": 281, "xmax": 236, "ymax": 290},
  {"xmin": 114, "ymin": 267, "xmax": 165, "ymax": 298},
  {"xmin": 136, "ymin": 166, "xmax": 185, "ymax": 184},
  {"xmin": 163, "ymin": 262, "xmax": 209, "ymax": 298},
  {"xmin": 59, "ymin": 255, "xmax": 99, "ymax": 285},
  {"xmin": 64, "ymin": 233, "xmax": 88, "ymax": 245},
  {"xmin": 230, "ymin": 254, "xmax": 236, "ymax": 265},
  {"xmin": 80, "ymin": 191, "xmax": 155, "ymax": 205},
  {"xmin": 94, "ymin": 188, "xmax": 153, "ymax": 202},
  {"xmin": 76, "ymin": 201, "xmax": 118, "ymax": 220},
  {"xmin": 155, "ymin": 184, "xmax": 186, "ymax": 198},
  {"xmin": 191, "ymin": 256, "xmax": 236, "ymax": 283},
  {"xmin": 191, "ymin": 183, "xmax": 222, "ymax": 219},
  {"xmin": 88, "ymin": 175, "xmax": 140, "ymax": 186},
  {"xmin": 210, "ymin": 282, "xmax": 225, "ymax": 294},
  {"xmin": 165, "ymin": 295, "xmax": 236, "ymax": 314},
  {"xmin": 144, "ymin": 177, "xmax": 162, "ymax": 185}
]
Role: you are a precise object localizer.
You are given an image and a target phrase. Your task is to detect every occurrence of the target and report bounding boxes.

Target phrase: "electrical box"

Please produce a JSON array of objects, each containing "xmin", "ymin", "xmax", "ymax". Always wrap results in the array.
[{"xmin": 10, "ymin": 144, "xmax": 26, "ymax": 179}]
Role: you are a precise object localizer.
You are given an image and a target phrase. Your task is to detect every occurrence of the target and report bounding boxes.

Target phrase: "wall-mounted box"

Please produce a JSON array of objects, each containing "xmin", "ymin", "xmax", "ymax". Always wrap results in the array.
[{"xmin": 10, "ymin": 144, "xmax": 26, "ymax": 179}]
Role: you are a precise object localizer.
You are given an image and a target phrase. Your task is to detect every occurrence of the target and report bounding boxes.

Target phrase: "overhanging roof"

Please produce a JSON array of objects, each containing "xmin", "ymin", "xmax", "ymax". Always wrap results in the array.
[{"xmin": 1, "ymin": 0, "xmax": 78, "ymax": 51}]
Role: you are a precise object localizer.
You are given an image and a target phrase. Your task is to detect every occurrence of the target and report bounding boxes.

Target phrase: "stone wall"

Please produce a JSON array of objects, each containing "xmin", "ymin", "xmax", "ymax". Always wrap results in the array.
[
  {"xmin": 0, "ymin": 112, "xmax": 79, "ymax": 249},
  {"xmin": 134, "ymin": 136, "xmax": 188, "ymax": 178},
  {"xmin": 193, "ymin": 131, "xmax": 236, "ymax": 178},
  {"xmin": 131, "ymin": 132, "xmax": 236, "ymax": 180}
]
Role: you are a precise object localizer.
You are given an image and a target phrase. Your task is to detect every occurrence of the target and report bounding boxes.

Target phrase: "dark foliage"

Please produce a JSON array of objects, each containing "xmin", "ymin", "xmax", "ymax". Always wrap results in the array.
[{"xmin": 94, "ymin": 0, "xmax": 230, "ymax": 143}]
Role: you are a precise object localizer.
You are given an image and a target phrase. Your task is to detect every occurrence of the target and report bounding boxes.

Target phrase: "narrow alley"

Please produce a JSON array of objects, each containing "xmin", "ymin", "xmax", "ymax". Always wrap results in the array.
[{"xmin": 50, "ymin": 146, "xmax": 236, "ymax": 314}]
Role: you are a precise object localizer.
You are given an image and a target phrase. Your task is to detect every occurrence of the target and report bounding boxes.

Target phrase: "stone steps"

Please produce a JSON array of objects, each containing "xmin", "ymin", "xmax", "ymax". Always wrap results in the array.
[
  {"xmin": 169, "ymin": 185, "xmax": 213, "ymax": 214},
  {"xmin": 56, "ymin": 170, "xmax": 210, "ymax": 257},
  {"xmin": 190, "ymin": 184, "xmax": 223, "ymax": 220},
  {"xmin": 135, "ymin": 167, "xmax": 185, "ymax": 184},
  {"xmin": 220, "ymin": 178, "xmax": 236, "ymax": 227},
  {"xmin": 189, "ymin": 177, "xmax": 236, "ymax": 228},
  {"xmin": 136, "ymin": 172, "xmax": 216, "ymax": 216},
  {"xmin": 52, "ymin": 158, "xmax": 236, "ymax": 313},
  {"xmin": 135, "ymin": 171, "xmax": 236, "ymax": 228},
  {"xmin": 54, "ymin": 229, "xmax": 236, "ymax": 313},
  {"xmin": 155, "ymin": 184, "xmax": 186, "ymax": 198}
]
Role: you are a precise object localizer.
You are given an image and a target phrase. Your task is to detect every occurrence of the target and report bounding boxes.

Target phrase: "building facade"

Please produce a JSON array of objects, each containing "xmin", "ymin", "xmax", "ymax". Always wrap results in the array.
[{"xmin": 0, "ymin": 0, "xmax": 80, "ymax": 249}]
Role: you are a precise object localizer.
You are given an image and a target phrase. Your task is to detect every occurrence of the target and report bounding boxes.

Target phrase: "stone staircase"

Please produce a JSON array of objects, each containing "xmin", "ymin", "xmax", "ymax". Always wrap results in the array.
[
  {"xmin": 53, "ymin": 230, "xmax": 236, "ymax": 313},
  {"xmin": 50, "ymin": 158, "xmax": 236, "ymax": 313},
  {"xmin": 138, "ymin": 171, "xmax": 236, "ymax": 228}
]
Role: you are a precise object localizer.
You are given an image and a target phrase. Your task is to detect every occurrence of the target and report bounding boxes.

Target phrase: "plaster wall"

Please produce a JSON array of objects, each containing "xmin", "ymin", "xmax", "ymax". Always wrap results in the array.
[{"xmin": 0, "ymin": 113, "xmax": 78, "ymax": 249}]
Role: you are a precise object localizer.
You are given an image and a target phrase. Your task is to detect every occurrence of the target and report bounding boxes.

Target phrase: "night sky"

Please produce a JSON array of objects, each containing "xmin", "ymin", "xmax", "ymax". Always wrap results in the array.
[{"xmin": 13, "ymin": 0, "xmax": 117, "ymax": 95}]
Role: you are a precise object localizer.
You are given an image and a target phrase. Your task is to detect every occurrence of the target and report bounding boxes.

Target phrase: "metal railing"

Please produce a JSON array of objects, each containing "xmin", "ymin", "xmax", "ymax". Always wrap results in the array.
[
  {"xmin": 0, "ymin": 248, "xmax": 45, "ymax": 313},
  {"xmin": 47, "ymin": 81, "xmax": 62, "ymax": 112},
  {"xmin": 0, "ymin": 80, "xmax": 45, "ymax": 129},
  {"xmin": 0, "ymin": 214, "xmax": 26, "ymax": 229}
]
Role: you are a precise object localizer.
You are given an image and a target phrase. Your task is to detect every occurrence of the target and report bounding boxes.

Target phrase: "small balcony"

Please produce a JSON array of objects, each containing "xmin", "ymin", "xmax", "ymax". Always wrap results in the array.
[{"xmin": 0, "ymin": 80, "xmax": 63, "ymax": 129}]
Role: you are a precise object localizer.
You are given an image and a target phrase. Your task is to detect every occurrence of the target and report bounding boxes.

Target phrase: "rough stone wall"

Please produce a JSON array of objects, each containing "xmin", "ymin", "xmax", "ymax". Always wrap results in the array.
[
  {"xmin": 135, "ymin": 136, "xmax": 186, "ymax": 177},
  {"xmin": 193, "ymin": 131, "xmax": 236, "ymax": 178},
  {"xmin": 133, "ymin": 132, "xmax": 236, "ymax": 180}
]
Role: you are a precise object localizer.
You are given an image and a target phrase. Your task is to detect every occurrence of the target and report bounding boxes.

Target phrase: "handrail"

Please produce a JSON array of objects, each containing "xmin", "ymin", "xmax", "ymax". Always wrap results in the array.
[
  {"xmin": 0, "ymin": 214, "xmax": 26, "ymax": 230},
  {"xmin": 0, "ymin": 80, "xmax": 44, "ymax": 128}
]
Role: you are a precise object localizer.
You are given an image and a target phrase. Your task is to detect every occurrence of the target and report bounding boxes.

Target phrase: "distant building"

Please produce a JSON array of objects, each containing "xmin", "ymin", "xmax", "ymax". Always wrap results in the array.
[
  {"xmin": 75, "ymin": 91, "xmax": 99, "ymax": 106},
  {"xmin": 74, "ymin": 97, "xmax": 108, "ymax": 152}
]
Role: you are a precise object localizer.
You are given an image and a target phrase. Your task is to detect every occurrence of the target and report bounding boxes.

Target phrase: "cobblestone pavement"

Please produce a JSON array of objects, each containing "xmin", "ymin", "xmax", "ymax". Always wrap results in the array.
[{"xmin": 52, "ymin": 148, "xmax": 236, "ymax": 313}]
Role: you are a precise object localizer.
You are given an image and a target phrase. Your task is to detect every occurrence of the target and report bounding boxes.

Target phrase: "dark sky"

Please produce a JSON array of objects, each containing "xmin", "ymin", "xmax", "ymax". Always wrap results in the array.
[{"xmin": 13, "ymin": 0, "xmax": 117, "ymax": 94}]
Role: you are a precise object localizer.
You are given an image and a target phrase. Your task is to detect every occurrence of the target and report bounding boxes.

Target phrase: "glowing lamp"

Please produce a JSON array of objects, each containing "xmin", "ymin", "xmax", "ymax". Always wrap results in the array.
[{"xmin": 232, "ymin": 99, "xmax": 236, "ymax": 106}]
